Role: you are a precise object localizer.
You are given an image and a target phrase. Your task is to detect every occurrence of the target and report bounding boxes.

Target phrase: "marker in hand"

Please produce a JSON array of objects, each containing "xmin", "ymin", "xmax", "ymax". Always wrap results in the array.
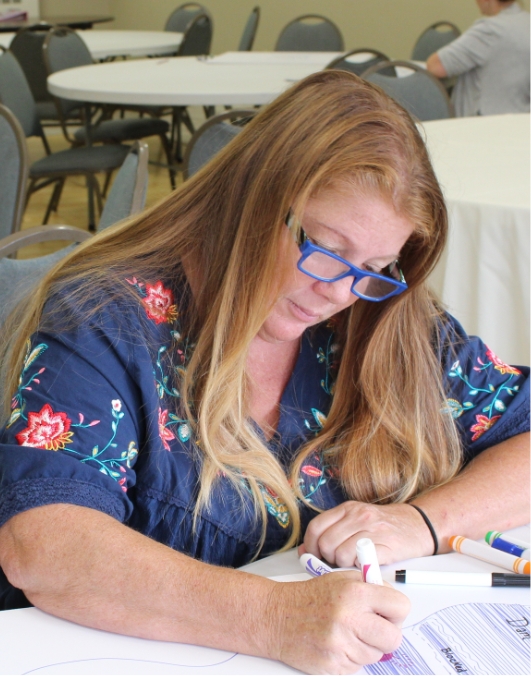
[{"xmin": 300, "ymin": 540, "xmax": 393, "ymax": 663}]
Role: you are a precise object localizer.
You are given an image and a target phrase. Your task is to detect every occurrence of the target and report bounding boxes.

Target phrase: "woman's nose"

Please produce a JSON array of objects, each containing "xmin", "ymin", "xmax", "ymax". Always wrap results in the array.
[{"xmin": 313, "ymin": 275, "xmax": 355, "ymax": 306}]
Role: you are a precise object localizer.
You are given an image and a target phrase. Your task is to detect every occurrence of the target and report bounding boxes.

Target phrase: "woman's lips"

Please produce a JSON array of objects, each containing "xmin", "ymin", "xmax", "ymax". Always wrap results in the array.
[{"xmin": 288, "ymin": 299, "xmax": 322, "ymax": 322}]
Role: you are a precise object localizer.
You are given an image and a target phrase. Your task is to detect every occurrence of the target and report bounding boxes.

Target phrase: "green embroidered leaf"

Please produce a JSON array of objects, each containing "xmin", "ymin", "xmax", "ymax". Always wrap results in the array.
[
  {"xmin": 468, "ymin": 389, "xmax": 478, "ymax": 395},
  {"xmin": 24, "ymin": 343, "xmax": 48, "ymax": 370},
  {"xmin": 92, "ymin": 446, "xmax": 99, "ymax": 456},
  {"xmin": 489, "ymin": 385, "xmax": 495, "ymax": 392},
  {"xmin": 463, "ymin": 402, "xmax": 474, "ymax": 408},
  {"xmin": 7, "ymin": 408, "xmax": 21, "ymax": 426}
]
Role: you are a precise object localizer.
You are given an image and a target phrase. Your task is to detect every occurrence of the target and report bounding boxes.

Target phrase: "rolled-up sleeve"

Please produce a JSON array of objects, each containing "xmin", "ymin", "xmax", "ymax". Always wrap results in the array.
[{"xmin": 0, "ymin": 304, "xmax": 156, "ymax": 528}]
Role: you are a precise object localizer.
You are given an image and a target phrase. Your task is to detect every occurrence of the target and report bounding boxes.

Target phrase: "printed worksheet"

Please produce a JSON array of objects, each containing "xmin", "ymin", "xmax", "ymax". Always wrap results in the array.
[{"xmin": 364, "ymin": 603, "xmax": 530, "ymax": 675}]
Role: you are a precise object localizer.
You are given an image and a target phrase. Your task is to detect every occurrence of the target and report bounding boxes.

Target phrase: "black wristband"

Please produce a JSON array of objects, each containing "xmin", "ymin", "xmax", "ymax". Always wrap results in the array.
[{"xmin": 410, "ymin": 504, "xmax": 439, "ymax": 555}]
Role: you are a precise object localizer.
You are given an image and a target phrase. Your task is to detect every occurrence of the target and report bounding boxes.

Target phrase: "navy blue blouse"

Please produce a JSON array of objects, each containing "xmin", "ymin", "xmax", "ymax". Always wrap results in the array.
[{"xmin": 0, "ymin": 275, "xmax": 529, "ymax": 608}]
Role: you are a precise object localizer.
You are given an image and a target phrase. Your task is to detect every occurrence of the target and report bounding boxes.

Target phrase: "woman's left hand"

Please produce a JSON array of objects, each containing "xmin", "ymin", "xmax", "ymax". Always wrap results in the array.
[{"xmin": 301, "ymin": 501, "xmax": 435, "ymax": 567}]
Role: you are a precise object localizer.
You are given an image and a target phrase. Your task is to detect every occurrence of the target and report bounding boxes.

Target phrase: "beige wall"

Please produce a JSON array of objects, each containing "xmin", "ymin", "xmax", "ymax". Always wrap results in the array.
[{"xmin": 41, "ymin": 0, "xmax": 530, "ymax": 60}]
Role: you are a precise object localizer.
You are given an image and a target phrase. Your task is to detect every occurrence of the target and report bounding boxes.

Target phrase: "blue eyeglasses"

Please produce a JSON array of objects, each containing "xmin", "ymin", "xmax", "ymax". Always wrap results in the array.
[{"xmin": 286, "ymin": 211, "xmax": 408, "ymax": 302}]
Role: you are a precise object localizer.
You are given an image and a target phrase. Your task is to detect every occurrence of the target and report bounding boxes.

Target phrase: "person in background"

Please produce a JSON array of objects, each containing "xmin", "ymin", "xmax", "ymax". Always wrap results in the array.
[
  {"xmin": 0, "ymin": 71, "xmax": 528, "ymax": 675},
  {"xmin": 426, "ymin": 0, "xmax": 530, "ymax": 116}
]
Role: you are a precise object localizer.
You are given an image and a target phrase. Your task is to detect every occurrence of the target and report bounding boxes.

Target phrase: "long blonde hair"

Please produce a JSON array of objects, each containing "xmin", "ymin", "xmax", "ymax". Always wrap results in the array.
[{"xmin": 2, "ymin": 71, "xmax": 462, "ymax": 553}]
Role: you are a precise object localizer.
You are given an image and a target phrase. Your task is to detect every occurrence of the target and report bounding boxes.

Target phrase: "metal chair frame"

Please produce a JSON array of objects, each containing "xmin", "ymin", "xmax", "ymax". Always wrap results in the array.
[
  {"xmin": 326, "ymin": 48, "xmax": 394, "ymax": 77},
  {"xmin": 182, "ymin": 109, "xmax": 257, "ymax": 180},
  {"xmin": 0, "ymin": 224, "xmax": 92, "ymax": 259},
  {"xmin": 275, "ymin": 14, "xmax": 344, "ymax": 52},
  {"xmin": 165, "ymin": 3, "xmax": 213, "ymax": 34},
  {"xmin": 0, "ymin": 103, "xmax": 29, "ymax": 237},
  {"xmin": 361, "ymin": 59, "xmax": 455, "ymax": 120},
  {"xmin": 238, "ymin": 6, "xmax": 260, "ymax": 51}
]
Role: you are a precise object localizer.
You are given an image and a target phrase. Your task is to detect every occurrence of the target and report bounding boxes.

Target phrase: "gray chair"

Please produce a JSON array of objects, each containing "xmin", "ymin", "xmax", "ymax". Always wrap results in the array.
[
  {"xmin": 182, "ymin": 109, "xmax": 256, "ymax": 179},
  {"xmin": 0, "ymin": 49, "xmax": 130, "ymax": 230},
  {"xmin": 9, "ymin": 23, "xmax": 80, "ymax": 126},
  {"xmin": 0, "ymin": 104, "xmax": 29, "ymax": 239},
  {"xmin": 0, "ymin": 224, "xmax": 93, "ymax": 328},
  {"xmin": 238, "ymin": 6, "xmax": 260, "ymax": 51},
  {"xmin": 362, "ymin": 60, "xmax": 455, "ymax": 121},
  {"xmin": 165, "ymin": 3, "xmax": 212, "ymax": 33},
  {"xmin": 275, "ymin": 15, "xmax": 344, "ymax": 52},
  {"xmin": 411, "ymin": 21, "xmax": 461, "ymax": 61},
  {"xmin": 326, "ymin": 48, "xmax": 394, "ymax": 77},
  {"xmin": 98, "ymin": 141, "xmax": 149, "ymax": 231},
  {"xmin": 42, "ymin": 27, "xmax": 175, "ymax": 189}
]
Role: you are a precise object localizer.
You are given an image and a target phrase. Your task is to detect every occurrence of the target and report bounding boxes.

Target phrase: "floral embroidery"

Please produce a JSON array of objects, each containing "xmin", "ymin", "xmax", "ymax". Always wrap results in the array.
[
  {"xmin": 158, "ymin": 408, "xmax": 176, "ymax": 451},
  {"xmin": 298, "ymin": 452, "xmax": 330, "ymax": 504},
  {"xmin": 316, "ymin": 331, "xmax": 338, "ymax": 395},
  {"xmin": 16, "ymin": 403, "xmax": 74, "ymax": 451},
  {"xmin": 470, "ymin": 414, "xmax": 502, "ymax": 442},
  {"xmin": 486, "ymin": 347, "xmax": 522, "ymax": 376},
  {"xmin": 261, "ymin": 484, "xmax": 290, "ymax": 529},
  {"xmin": 447, "ymin": 345, "xmax": 521, "ymax": 441},
  {"xmin": 126, "ymin": 277, "xmax": 178, "ymax": 325},
  {"xmin": 8, "ymin": 340, "xmax": 48, "ymax": 428}
]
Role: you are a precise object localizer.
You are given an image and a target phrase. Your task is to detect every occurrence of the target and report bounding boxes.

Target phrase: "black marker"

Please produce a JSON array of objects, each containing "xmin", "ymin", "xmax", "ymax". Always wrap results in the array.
[{"xmin": 395, "ymin": 570, "xmax": 530, "ymax": 587}]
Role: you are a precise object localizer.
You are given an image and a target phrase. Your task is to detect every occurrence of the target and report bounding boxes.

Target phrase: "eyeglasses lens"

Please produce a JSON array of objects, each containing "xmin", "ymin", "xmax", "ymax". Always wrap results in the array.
[{"xmin": 300, "ymin": 251, "xmax": 400, "ymax": 299}]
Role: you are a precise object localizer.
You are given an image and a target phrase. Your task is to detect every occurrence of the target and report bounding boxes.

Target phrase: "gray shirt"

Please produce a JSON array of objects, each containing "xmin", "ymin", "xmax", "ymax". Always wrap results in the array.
[{"xmin": 437, "ymin": 3, "xmax": 530, "ymax": 116}]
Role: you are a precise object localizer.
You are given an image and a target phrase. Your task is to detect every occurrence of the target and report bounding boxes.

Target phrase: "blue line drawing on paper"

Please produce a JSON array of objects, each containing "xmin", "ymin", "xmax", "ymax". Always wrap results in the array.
[{"xmin": 364, "ymin": 603, "xmax": 530, "ymax": 675}]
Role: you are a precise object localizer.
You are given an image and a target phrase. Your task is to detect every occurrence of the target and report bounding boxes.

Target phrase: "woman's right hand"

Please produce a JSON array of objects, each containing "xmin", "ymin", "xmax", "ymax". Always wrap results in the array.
[{"xmin": 265, "ymin": 571, "xmax": 410, "ymax": 674}]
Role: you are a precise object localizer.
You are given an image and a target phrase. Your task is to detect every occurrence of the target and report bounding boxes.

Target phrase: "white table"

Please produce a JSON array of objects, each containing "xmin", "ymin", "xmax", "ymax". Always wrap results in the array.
[
  {"xmin": 47, "ymin": 51, "xmax": 343, "ymax": 107},
  {"xmin": 0, "ymin": 29, "xmax": 183, "ymax": 59},
  {"xmin": 1, "ymin": 525, "xmax": 528, "ymax": 675},
  {"xmin": 422, "ymin": 114, "xmax": 530, "ymax": 366}
]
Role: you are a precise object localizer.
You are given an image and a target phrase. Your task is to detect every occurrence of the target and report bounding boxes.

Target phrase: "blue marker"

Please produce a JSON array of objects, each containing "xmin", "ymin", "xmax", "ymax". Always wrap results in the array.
[{"xmin": 485, "ymin": 531, "xmax": 530, "ymax": 561}]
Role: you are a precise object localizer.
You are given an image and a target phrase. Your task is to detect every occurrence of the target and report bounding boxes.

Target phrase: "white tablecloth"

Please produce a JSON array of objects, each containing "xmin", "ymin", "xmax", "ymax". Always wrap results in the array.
[
  {"xmin": 0, "ymin": 29, "xmax": 182, "ymax": 59},
  {"xmin": 422, "ymin": 114, "xmax": 530, "ymax": 366}
]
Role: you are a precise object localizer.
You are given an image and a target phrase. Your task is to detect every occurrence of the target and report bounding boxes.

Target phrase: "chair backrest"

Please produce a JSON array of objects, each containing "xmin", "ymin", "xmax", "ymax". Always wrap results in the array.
[
  {"xmin": 362, "ymin": 60, "xmax": 455, "ymax": 121},
  {"xmin": 238, "ymin": 6, "xmax": 260, "ymax": 51},
  {"xmin": 177, "ymin": 12, "xmax": 213, "ymax": 56},
  {"xmin": 165, "ymin": 3, "xmax": 212, "ymax": 32},
  {"xmin": 275, "ymin": 14, "xmax": 344, "ymax": 52},
  {"xmin": 411, "ymin": 21, "xmax": 461, "ymax": 61},
  {"xmin": 0, "ymin": 49, "xmax": 42, "ymax": 139},
  {"xmin": 98, "ymin": 141, "xmax": 149, "ymax": 231},
  {"xmin": 183, "ymin": 109, "xmax": 257, "ymax": 179},
  {"xmin": 326, "ymin": 48, "xmax": 394, "ymax": 77},
  {"xmin": 43, "ymin": 26, "xmax": 93, "ymax": 119},
  {"xmin": 9, "ymin": 23, "xmax": 53, "ymax": 104},
  {"xmin": 0, "ymin": 104, "xmax": 28, "ymax": 239},
  {"xmin": 0, "ymin": 225, "xmax": 92, "ymax": 328}
]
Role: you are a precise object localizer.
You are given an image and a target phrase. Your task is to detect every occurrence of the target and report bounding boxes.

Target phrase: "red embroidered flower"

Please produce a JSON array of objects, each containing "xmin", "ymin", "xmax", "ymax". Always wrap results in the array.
[
  {"xmin": 470, "ymin": 414, "xmax": 501, "ymax": 442},
  {"xmin": 16, "ymin": 403, "xmax": 73, "ymax": 451},
  {"xmin": 158, "ymin": 408, "xmax": 175, "ymax": 451},
  {"xmin": 301, "ymin": 465, "xmax": 323, "ymax": 477},
  {"xmin": 486, "ymin": 347, "xmax": 521, "ymax": 376},
  {"xmin": 142, "ymin": 282, "xmax": 178, "ymax": 324}
]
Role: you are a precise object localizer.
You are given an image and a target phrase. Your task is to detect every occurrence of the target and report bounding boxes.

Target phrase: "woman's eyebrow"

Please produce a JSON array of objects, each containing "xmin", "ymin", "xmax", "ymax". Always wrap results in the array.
[{"xmin": 307, "ymin": 218, "xmax": 402, "ymax": 262}]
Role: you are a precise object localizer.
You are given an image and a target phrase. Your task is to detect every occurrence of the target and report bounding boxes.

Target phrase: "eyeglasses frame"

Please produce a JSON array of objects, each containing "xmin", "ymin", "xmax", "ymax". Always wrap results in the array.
[{"xmin": 286, "ymin": 211, "xmax": 408, "ymax": 302}]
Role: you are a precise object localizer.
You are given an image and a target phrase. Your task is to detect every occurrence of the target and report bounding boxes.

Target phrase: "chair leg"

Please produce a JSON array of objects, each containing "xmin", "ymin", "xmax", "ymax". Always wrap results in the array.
[
  {"xmin": 159, "ymin": 134, "xmax": 176, "ymax": 190},
  {"xmin": 86, "ymin": 174, "xmax": 97, "ymax": 232},
  {"xmin": 49, "ymin": 178, "xmax": 66, "ymax": 214},
  {"xmin": 42, "ymin": 181, "xmax": 62, "ymax": 225}
]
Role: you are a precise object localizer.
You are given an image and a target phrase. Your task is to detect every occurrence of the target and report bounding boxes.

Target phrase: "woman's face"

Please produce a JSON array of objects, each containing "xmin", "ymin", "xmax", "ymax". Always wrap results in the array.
[{"xmin": 258, "ymin": 187, "xmax": 414, "ymax": 345}]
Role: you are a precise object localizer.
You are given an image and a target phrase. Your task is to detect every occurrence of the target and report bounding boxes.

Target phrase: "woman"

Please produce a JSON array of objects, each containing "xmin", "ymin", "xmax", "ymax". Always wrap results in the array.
[{"xmin": 0, "ymin": 71, "xmax": 528, "ymax": 674}]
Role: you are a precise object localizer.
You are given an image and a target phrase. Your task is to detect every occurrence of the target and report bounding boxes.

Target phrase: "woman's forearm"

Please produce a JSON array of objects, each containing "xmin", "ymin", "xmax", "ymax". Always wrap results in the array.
[
  {"xmin": 0, "ymin": 503, "xmax": 410, "ymax": 674},
  {"xmin": 0, "ymin": 504, "xmax": 275, "ymax": 655},
  {"xmin": 412, "ymin": 432, "xmax": 530, "ymax": 553}
]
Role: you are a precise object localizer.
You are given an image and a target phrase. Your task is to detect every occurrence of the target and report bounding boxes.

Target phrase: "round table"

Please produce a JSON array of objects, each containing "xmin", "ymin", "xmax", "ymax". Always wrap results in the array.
[
  {"xmin": 0, "ymin": 29, "xmax": 183, "ymax": 60},
  {"xmin": 422, "ymin": 114, "xmax": 530, "ymax": 366},
  {"xmin": 47, "ymin": 52, "xmax": 343, "ymax": 107}
]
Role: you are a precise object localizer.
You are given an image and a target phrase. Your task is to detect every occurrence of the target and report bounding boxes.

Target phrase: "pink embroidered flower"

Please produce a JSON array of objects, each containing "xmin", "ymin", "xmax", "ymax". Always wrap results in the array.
[
  {"xmin": 470, "ymin": 414, "xmax": 501, "ymax": 442},
  {"xmin": 142, "ymin": 282, "xmax": 178, "ymax": 324},
  {"xmin": 486, "ymin": 347, "xmax": 521, "ymax": 376},
  {"xmin": 16, "ymin": 403, "xmax": 73, "ymax": 451},
  {"xmin": 112, "ymin": 399, "xmax": 122, "ymax": 412},
  {"xmin": 301, "ymin": 465, "xmax": 323, "ymax": 477},
  {"xmin": 158, "ymin": 408, "xmax": 175, "ymax": 451}
]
